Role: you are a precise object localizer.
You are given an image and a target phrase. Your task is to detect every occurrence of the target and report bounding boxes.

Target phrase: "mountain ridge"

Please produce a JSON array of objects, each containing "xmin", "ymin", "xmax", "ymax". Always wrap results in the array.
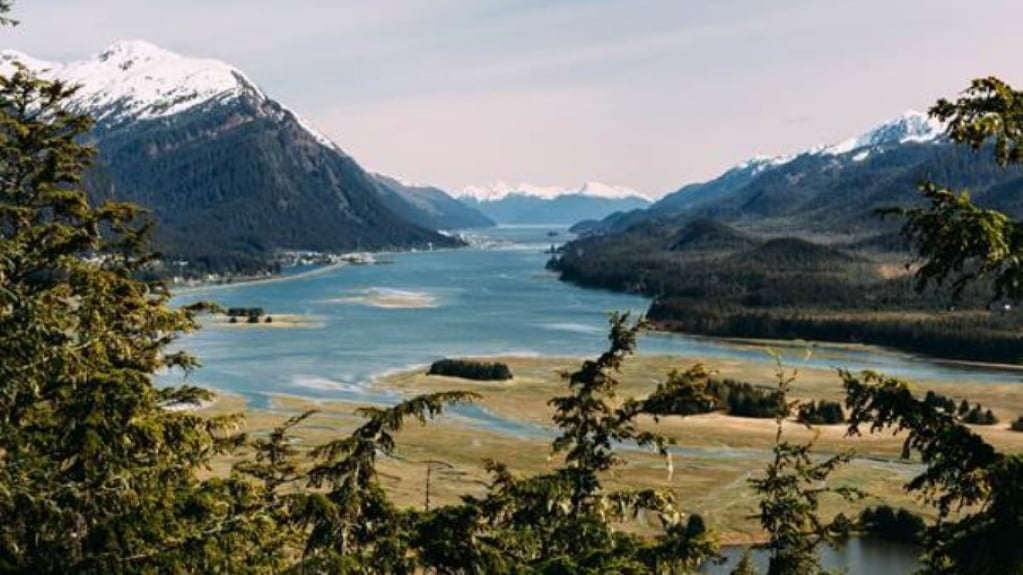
[{"xmin": 0, "ymin": 41, "xmax": 468, "ymax": 273}]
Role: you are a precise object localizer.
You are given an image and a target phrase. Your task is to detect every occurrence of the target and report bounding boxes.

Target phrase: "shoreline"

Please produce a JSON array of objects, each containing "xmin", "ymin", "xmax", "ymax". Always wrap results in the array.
[
  {"xmin": 171, "ymin": 261, "xmax": 348, "ymax": 296},
  {"xmin": 643, "ymin": 325, "xmax": 1023, "ymax": 375}
]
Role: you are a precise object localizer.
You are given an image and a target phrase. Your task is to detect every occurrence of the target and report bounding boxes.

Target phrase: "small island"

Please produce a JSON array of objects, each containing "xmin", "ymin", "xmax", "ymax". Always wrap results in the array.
[
  {"xmin": 427, "ymin": 358, "xmax": 513, "ymax": 381},
  {"xmin": 198, "ymin": 307, "xmax": 322, "ymax": 329}
]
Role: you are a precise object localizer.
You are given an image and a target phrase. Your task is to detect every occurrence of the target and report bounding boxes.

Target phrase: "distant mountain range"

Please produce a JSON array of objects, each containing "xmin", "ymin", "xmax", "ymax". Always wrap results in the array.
[
  {"xmin": 549, "ymin": 112, "xmax": 1023, "ymax": 362},
  {"xmin": 372, "ymin": 174, "xmax": 495, "ymax": 230},
  {"xmin": 578, "ymin": 110, "xmax": 1023, "ymax": 239},
  {"xmin": 0, "ymin": 41, "xmax": 490, "ymax": 273},
  {"xmin": 456, "ymin": 181, "xmax": 651, "ymax": 225}
]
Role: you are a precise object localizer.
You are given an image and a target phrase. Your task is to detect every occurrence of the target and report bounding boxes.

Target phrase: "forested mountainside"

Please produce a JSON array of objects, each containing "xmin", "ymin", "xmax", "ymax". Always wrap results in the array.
[
  {"xmin": 1, "ymin": 41, "xmax": 465, "ymax": 274},
  {"xmin": 582, "ymin": 112, "xmax": 1023, "ymax": 238},
  {"xmin": 550, "ymin": 111, "xmax": 1023, "ymax": 362},
  {"xmin": 372, "ymin": 174, "xmax": 495, "ymax": 231}
]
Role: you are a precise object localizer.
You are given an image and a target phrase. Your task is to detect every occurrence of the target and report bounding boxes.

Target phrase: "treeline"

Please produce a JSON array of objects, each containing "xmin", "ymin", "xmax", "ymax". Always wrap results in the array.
[
  {"xmin": 427, "ymin": 358, "xmax": 513, "ymax": 381},
  {"xmin": 797, "ymin": 400, "xmax": 845, "ymax": 425},
  {"xmin": 642, "ymin": 367, "xmax": 785, "ymax": 419},
  {"xmin": 549, "ymin": 218, "xmax": 1023, "ymax": 363},
  {"xmin": 919, "ymin": 390, "xmax": 999, "ymax": 425},
  {"xmin": 647, "ymin": 299, "xmax": 1023, "ymax": 364},
  {"xmin": 708, "ymin": 378, "xmax": 786, "ymax": 418}
]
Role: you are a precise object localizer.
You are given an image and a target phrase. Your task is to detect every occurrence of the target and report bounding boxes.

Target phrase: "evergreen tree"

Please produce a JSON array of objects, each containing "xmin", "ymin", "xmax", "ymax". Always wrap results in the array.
[
  {"xmin": 749, "ymin": 361, "xmax": 860, "ymax": 575},
  {"xmin": 860, "ymin": 78, "xmax": 1023, "ymax": 573},
  {"xmin": 414, "ymin": 314, "xmax": 721, "ymax": 574},
  {"xmin": 0, "ymin": 26, "xmax": 252, "ymax": 573},
  {"xmin": 842, "ymin": 370, "xmax": 1022, "ymax": 574}
]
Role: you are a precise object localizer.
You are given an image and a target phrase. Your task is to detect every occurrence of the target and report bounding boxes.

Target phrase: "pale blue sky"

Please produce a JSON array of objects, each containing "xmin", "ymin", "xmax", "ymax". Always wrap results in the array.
[{"xmin": 7, "ymin": 1, "xmax": 1023, "ymax": 196}]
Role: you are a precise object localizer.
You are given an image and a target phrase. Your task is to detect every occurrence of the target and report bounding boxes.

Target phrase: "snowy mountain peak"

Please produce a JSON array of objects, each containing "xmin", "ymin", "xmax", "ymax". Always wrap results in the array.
[
  {"xmin": 0, "ymin": 40, "xmax": 342, "ymax": 150},
  {"xmin": 1, "ymin": 40, "xmax": 265, "ymax": 124},
  {"xmin": 724, "ymin": 110, "xmax": 946, "ymax": 176},
  {"xmin": 824, "ymin": 109, "xmax": 944, "ymax": 155},
  {"xmin": 731, "ymin": 154, "xmax": 795, "ymax": 176},
  {"xmin": 97, "ymin": 39, "xmax": 176, "ymax": 65},
  {"xmin": 458, "ymin": 181, "xmax": 649, "ymax": 202}
]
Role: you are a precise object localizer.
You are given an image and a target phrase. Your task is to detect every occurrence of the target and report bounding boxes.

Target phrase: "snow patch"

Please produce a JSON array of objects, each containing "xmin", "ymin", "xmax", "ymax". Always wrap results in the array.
[
  {"xmin": 720, "ymin": 109, "xmax": 945, "ymax": 176},
  {"xmin": 822, "ymin": 110, "xmax": 943, "ymax": 156}
]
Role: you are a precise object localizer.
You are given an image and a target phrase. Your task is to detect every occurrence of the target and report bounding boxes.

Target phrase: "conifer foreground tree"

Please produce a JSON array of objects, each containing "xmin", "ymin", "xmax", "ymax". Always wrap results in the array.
[
  {"xmin": 748, "ymin": 360, "xmax": 860, "ymax": 575},
  {"xmin": 415, "ymin": 314, "xmax": 721, "ymax": 574},
  {"xmin": 0, "ymin": 21, "xmax": 277, "ymax": 573},
  {"xmin": 845, "ymin": 77, "xmax": 1023, "ymax": 574}
]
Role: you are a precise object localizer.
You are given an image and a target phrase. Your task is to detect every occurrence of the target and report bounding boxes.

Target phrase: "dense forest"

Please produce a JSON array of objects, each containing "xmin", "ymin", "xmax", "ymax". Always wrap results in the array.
[
  {"xmin": 427, "ymin": 358, "xmax": 514, "ymax": 381},
  {"xmin": 549, "ymin": 218, "xmax": 1023, "ymax": 363}
]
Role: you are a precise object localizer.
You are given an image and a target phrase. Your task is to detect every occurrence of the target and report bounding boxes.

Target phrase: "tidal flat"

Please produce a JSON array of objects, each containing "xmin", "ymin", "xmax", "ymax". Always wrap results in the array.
[{"xmin": 198, "ymin": 353, "xmax": 1023, "ymax": 544}]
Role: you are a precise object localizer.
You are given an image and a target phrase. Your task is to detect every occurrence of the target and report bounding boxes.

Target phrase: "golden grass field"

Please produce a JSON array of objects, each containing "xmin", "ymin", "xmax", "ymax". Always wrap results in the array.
[{"xmin": 200, "ymin": 351, "xmax": 1023, "ymax": 545}]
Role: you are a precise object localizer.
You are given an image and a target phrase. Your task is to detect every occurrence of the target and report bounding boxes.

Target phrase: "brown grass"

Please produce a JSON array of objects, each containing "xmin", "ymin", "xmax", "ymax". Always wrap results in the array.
[{"xmin": 197, "ymin": 353, "xmax": 1023, "ymax": 544}]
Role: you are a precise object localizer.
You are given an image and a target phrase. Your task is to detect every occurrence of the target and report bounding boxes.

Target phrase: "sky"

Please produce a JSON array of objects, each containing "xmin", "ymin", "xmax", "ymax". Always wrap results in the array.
[{"xmin": 5, "ymin": 0, "xmax": 1023, "ymax": 198}]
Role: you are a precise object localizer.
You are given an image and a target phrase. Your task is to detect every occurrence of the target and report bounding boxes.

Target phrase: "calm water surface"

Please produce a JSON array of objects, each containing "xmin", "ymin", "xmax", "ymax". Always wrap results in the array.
[
  {"xmin": 168, "ymin": 225, "xmax": 1021, "ymax": 409},
  {"xmin": 168, "ymin": 225, "xmax": 1004, "ymax": 573},
  {"xmin": 701, "ymin": 539, "xmax": 920, "ymax": 574}
]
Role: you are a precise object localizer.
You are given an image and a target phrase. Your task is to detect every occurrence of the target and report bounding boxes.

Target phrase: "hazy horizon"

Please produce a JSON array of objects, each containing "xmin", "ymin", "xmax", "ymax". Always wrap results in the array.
[{"xmin": 6, "ymin": 0, "xmax": 1023, "ymax": 198}]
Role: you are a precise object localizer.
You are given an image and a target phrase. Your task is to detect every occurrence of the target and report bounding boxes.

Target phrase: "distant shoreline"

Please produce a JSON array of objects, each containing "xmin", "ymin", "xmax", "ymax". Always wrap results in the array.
[{"xmin": 170, "ymin": 262, "xmax": 348, "ymax": 296}]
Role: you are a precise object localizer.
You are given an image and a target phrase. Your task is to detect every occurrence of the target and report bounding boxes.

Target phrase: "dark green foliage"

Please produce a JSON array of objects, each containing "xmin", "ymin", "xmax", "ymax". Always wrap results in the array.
[
  {"xmin": 749, "ymin": 364, "xmax": 861, "ymax": 575},
  {"xmin": 550, "ymin": 218, "xmax": 1023, "ymax": 363},
  {"xmin": 920, "ymin": 381, "xmax": 998, "ymax": 425},
  {"xmin": 842, "ymin": 370, "xmax": 1023, "ymax": 574},
  {"xmin": 0, "ymin": 44, "xmax": 252, "ymax": 573},
  {"xmin": 1011, "ymin": 416, "xmax": 1023, "ymax": 432},
  {"xmin": 961, "ymin": 404, "xmax": 999, "ymax": 425},
  {"xmin": 227, "ymin": 306, "xmax": 266, "ymax": 318},
  {"xmin": 296, "ymin": 391, "xmax": 480, "ymax": 573},
  {"xmin": 428, "ymin": 358, "xmax": 513, "ymax": 381},
  {"xmin": 888, "ymin": 77, "xmax": 1023, "ymax": 303},
  {"xmin": 641, "ymin": 363, "xmax": 720, "ymax": 417},
  {"xmin": 647, "ymin": 299, "xmax": 1023, "ymax": 364},
  {"xmin": 710, "ymin": 379, "xmax": 787, "ymax": 419},
  {"xmin": 796, "ymin": 400, "xmax": 845, "ymax": 425},
  {"xmin": 829, "ymin": 512, "xmax": 853, "ymax": 538},
  {"xmin": 923, "ymin": 390, "xmax": 957, "ymax": 414},
  {"xmin": 858, "ymin": 505, "xmax": 926, "ymax": 544},
  {"xmin": 642, "ymin": 366, "xmax": 786, "ymax": 420},
  {"xmin": 547, "ymin": 313, "xmax": 668, "ymax": 512},
  {"xmin": 412, "ymin": 315, "xmax": 722, "ymax": 574}
]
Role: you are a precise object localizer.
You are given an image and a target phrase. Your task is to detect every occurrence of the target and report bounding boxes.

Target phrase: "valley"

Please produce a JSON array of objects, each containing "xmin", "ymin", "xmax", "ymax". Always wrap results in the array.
[{"xmin": 5, "ymin": 4, "xmax": 1023, "ymax": 572}]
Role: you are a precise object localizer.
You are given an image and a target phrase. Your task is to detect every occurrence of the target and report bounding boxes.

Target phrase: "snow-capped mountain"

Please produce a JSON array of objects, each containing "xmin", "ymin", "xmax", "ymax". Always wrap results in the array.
[
  {"xmin": 456, "ymin": 181, "xmax": 651, "ymax": 225},
  {"xmin": 646, "ymin": 109, "xmax": 949, "ymax": 219},
  {"xmin": 458, "ymin": 181, "xmax": 648, "ymax": 202},
  {"xmin": 573, "ymin": 108, "xmax": 997, "ymax": 238},
  {"xmin": 727, "ymin": 110, "xmax": 945, "ymax": 174},
  {"xmin": 0, "ymin": 41, "xmax": 464, "ymax": 271},
  {"xmin": 0, "ymin": 40, "xmax": 338, "ymax": 148},
  {"xmin": 822, "ymin": 109, "xmax": 944, "ymax": 155}
]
